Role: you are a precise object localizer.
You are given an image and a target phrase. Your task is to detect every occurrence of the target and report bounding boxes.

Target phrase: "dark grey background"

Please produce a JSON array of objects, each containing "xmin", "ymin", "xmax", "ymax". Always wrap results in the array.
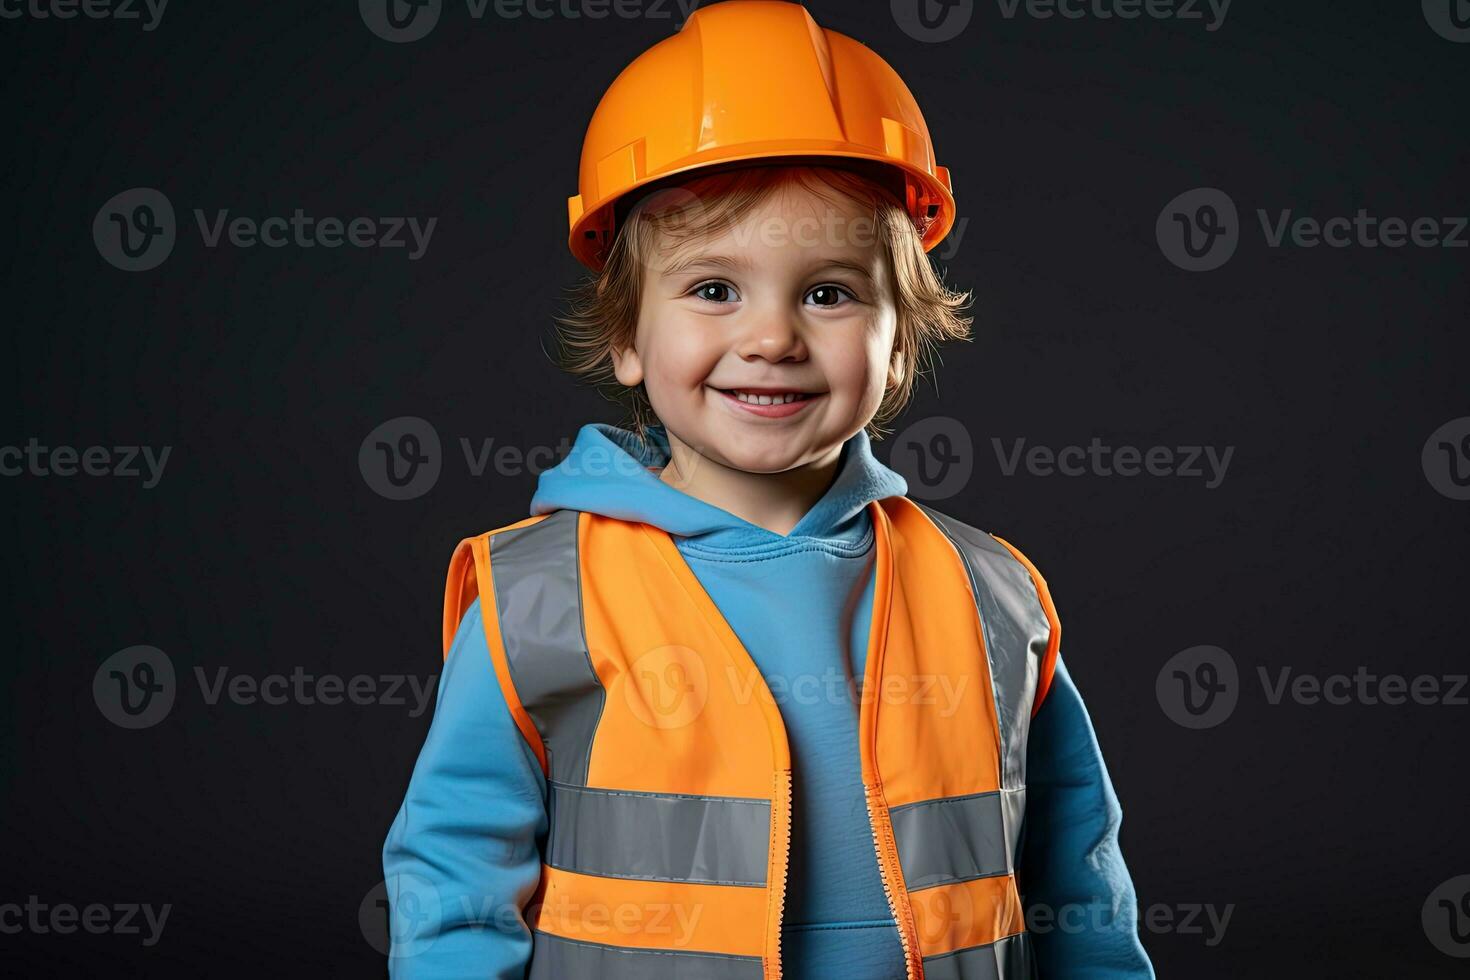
[{"xmin": 2, "ymin": 1, "xmax": 1467, "ymax": 976}]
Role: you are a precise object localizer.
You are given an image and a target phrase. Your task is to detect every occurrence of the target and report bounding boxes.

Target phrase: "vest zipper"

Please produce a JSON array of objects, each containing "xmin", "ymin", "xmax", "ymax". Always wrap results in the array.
[
  {"xmin": 766, "ymin": 767, "xmax": 793, "ymax": 980},
  {"xmin": 863, "ymin": 780, "xmax": 922, "ymax": 980}
]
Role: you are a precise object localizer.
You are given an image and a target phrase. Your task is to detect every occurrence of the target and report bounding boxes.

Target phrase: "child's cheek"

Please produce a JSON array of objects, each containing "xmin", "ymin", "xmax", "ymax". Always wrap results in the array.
[{"xmin": 656, "ymin": 327, "xmax": 723, "ymax": 392}]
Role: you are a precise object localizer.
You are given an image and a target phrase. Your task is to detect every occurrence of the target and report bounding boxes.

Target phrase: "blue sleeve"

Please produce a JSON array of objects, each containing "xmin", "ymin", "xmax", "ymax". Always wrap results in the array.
[
  {"xmin": 382, "ymin": 597, "xmax": 548, "ymax": 979},
  {"xmin": 1020, "ymin": 655, "xmax": 1155, "ymax": 978}
]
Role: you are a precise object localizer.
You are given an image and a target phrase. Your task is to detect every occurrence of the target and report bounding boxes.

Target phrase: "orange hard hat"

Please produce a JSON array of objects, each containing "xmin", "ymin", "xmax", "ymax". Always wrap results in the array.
[{"xmin": 565, "ymin": 0, "xmax": 956, "ymax": 271}]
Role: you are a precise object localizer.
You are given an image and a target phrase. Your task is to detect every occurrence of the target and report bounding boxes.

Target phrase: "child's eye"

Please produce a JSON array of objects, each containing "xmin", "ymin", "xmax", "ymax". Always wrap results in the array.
[
  {"xmin": 689, "ymin": 280, "xmax": 739, "ymax": 304},
  {"xmin": 806, "ymin": 284, "xmax": 858, "ymax": 308}
]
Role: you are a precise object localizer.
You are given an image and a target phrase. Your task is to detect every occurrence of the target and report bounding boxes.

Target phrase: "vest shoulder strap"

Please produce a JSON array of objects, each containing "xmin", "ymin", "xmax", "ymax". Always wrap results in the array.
[
  {"xmin": 442, "ymin": 510, "xmax": 568, "ymax": 775},
  {"xmin": 893, "ymin": 498, "xmax": 1062, "ymax": 715}
]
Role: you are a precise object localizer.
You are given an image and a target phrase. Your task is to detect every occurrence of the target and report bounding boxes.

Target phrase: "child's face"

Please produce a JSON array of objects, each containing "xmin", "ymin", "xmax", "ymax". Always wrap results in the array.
[{"xmin": 612, "ymin": 181, "xmax": 898, "ymax": 475}]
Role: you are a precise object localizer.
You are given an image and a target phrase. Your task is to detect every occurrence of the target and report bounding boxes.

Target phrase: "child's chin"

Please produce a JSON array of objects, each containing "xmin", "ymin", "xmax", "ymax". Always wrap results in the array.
[{"xmin": 696, "ymin": 429, "xmax": 829, "ymax": 476}]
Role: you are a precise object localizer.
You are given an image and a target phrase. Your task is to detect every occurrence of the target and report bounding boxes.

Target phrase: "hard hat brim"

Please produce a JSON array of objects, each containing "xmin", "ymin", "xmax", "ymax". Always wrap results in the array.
[{"xmin": 568, "ymin": 146, "xmax": 955, "ymax": 273}]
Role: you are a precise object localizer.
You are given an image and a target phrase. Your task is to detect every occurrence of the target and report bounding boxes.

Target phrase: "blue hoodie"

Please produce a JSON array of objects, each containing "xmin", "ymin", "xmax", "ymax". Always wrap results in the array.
[{"xmin": 383, "ymin": 423, "xmax": 1155, "ymax": 978}]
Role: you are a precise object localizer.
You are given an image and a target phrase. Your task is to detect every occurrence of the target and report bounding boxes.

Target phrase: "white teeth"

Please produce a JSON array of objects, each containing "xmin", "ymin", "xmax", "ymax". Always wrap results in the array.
[{"xmin": 731, "ymin": 391, "xmax": 806, "ymax": 405}]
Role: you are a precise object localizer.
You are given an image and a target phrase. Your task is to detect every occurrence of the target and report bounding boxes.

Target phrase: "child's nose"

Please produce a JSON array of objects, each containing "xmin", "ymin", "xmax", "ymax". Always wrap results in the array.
[{"xmin": 735, "ymin": 315, "xmax": 808, "ymax": 363}]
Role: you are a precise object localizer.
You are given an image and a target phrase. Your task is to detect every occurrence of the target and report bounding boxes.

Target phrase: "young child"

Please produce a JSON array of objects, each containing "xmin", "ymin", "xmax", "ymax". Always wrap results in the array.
[{"xmin": 382, "ymin": 3, "xmax": 1154, "ymax": 978}]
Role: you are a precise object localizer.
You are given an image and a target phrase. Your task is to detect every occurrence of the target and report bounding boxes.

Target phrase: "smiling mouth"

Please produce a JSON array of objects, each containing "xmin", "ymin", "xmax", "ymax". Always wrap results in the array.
[{"xmin": 708, "ymin": 384, "xmax": 823, "ymax": 405}]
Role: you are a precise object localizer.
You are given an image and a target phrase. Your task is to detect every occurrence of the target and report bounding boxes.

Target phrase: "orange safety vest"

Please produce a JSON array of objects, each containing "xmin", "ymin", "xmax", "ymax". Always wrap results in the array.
[{"xmin": 443, "ymin": 496, "xmax": 1060, "ymax": 980}]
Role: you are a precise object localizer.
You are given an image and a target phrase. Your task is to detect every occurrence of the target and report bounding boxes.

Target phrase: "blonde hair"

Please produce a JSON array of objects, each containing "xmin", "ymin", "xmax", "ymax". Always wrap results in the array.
[{"xmin": 552, "ymin": 163, "xmax": 973, "ymax": 438}]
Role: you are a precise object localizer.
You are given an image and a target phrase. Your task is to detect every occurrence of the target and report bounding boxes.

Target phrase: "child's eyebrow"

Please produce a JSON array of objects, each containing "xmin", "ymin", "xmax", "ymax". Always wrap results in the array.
[
  {"xmin": 816, "ymin": 259, "xmax": 878, "ymax": 284},
  {"xmin": 660, "ymin": 252, "xmax": 755, "ymax": 278}
]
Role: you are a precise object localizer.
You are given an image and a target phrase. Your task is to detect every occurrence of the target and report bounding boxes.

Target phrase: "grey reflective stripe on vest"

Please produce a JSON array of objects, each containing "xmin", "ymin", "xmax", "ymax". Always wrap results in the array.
[
  {"xmin": 889, "ymin": 790, "xmax": 1009, "ymax": 890},
  {"xmin": 489, "ymin": 509, "xmax": 605, "ymax": 786},
  {"xmin": 527, "ymin": 930, "xmax": 764, "ymax": 980},
  {"xmin": 916, "ymin": 505, "xmax": 1048, "ymax": 792},
  {"xmin": 922, "ymin": 932, "xmax": 1035, "ymax": 980},
  {"xmin": 548, "ymin": 781, "xmax": 770, "ymax": 886}
]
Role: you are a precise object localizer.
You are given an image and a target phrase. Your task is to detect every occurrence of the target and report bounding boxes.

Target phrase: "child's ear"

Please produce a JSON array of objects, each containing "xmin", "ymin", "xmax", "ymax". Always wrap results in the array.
[
  {"xmin": 887, "ymin": 348, "xmax": 908, "ymax": 391},
  {"xmin": 610, "ymin": 344, "xmax": 644, "ymax": 388}
]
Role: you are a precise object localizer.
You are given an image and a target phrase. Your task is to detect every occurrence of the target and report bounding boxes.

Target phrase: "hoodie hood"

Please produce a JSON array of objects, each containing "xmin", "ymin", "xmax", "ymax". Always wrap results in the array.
[{"xmin": 529, "ymin": 423, "xmax": 908, "ymax": 551}]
